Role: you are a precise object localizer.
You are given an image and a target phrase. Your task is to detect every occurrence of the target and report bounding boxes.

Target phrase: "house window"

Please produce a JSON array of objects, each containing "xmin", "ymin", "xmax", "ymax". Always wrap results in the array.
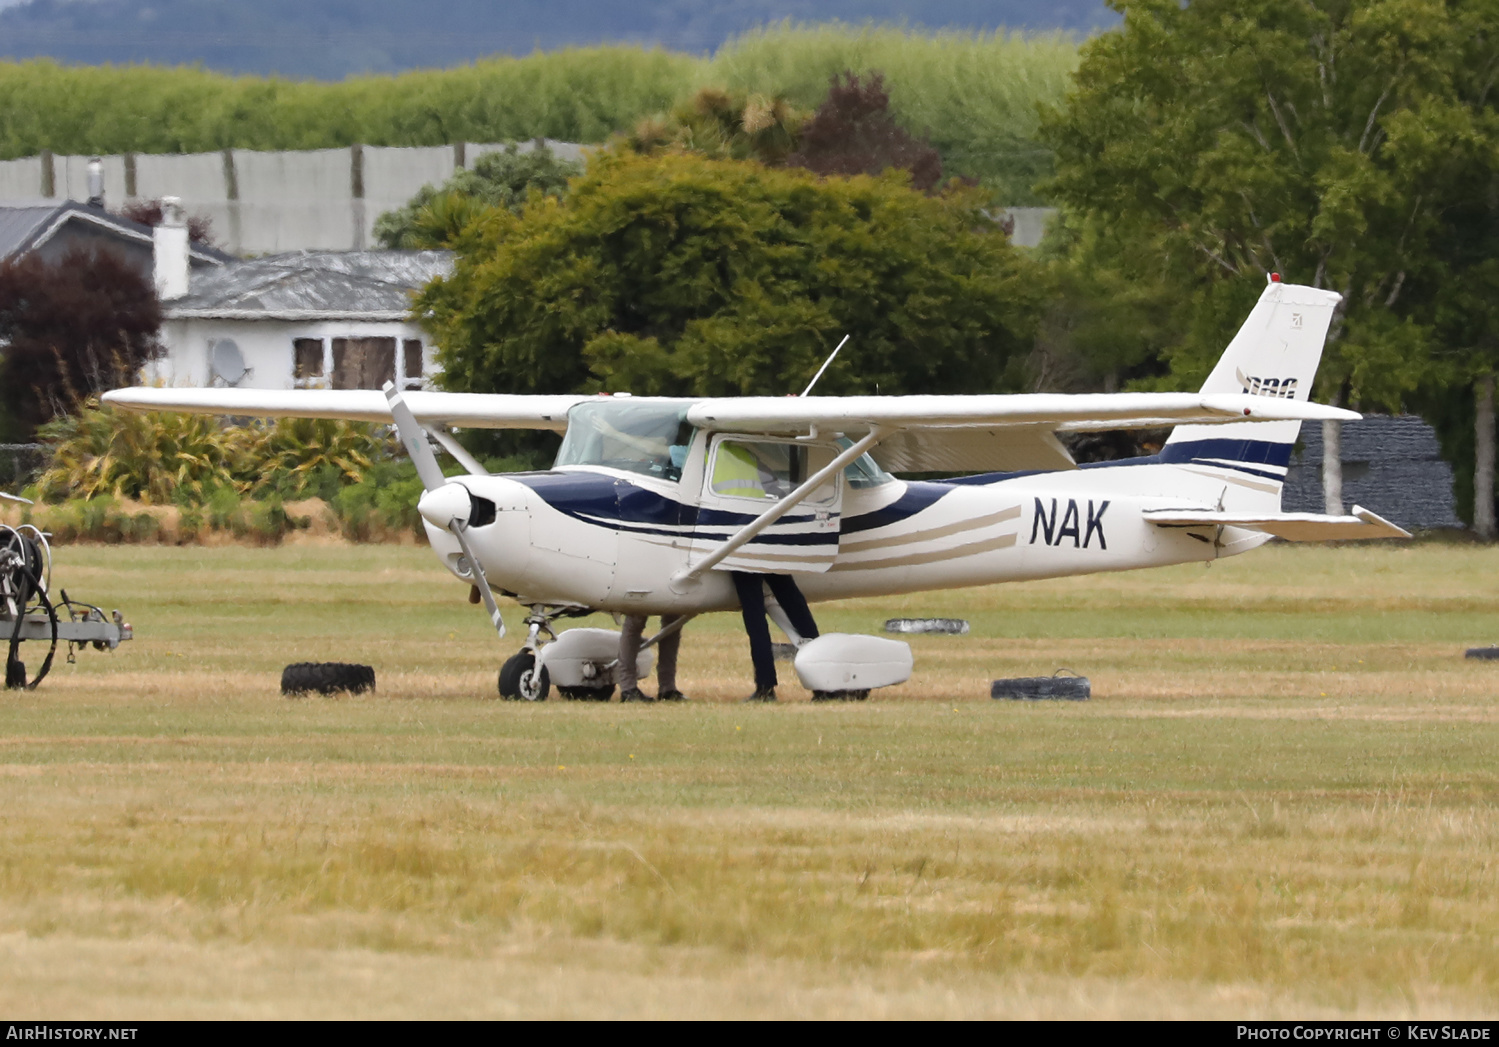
[
  {"xmin": 402, "ymin": 338, "xmax": 425, "ymax": 389},
  {"xmin": 293, "ymin": 338, "xmax": 324, "ymax": 385},
  {"xmin": 331, "ymin": 337, "xmax": 396, "ymax": 390}
]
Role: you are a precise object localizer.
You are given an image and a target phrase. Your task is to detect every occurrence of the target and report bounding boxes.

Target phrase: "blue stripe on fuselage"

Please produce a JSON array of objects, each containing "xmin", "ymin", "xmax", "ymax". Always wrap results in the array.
[
  {"xmin": 839, "ymin": 482, "xmax": 953, "ymax": 534},
  {"xmin": 516, "ymin": 471, "xmax": 837, "ymax": 545},
  {"xmin": 515, "ymin": 470, "xmax": 953, "ymax": 542},
  {"xmin": 1160, "ymin": 437, "xmax": 1292, "ymax": 468}
]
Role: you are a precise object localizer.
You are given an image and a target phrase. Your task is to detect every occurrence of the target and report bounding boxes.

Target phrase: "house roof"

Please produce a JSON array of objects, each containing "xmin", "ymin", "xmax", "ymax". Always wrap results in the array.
[
  {"xmin": 165, "ymin": 249, "xmax": 452, "ymax": 321},
  {"xmin": 0, "ymin": 199, "xmax": 233, "ymax": 265}
]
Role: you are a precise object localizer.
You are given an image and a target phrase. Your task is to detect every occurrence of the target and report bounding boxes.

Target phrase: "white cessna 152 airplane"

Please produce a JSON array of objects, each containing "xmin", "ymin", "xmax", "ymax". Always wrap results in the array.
[{"xmin": 104, "ymin": 277, "xmax": 1408, "ymax": 699}]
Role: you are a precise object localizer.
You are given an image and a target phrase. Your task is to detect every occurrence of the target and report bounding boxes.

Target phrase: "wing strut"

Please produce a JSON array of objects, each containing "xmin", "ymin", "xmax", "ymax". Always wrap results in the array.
[
  {"xmin": 671, "ymin": 427, "xmax": 886, "ymax": 590},
  {"xmin": 423, "ymin": 425, "xmax": 489, "ymax": 476}
]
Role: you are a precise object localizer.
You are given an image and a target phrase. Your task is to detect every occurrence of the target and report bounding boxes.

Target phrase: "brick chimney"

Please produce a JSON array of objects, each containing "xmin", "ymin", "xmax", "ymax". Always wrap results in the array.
[{"xmin": 153, "ymin": 196, "xmax": 190, "ymax": 301}]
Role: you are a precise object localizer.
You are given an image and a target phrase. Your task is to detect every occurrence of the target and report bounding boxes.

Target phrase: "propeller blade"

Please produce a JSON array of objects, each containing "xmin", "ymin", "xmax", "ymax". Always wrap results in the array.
[
  {"xmin": 449, "ymin": 520, "xmax": 506, "ymax": 638},
  {"xmin": 383, "ymin": 382, "xmax": 446, "ymax": 491},
  {"xmin": 384, "ymin": 384, "xmax": 505, "ymax": 638}
]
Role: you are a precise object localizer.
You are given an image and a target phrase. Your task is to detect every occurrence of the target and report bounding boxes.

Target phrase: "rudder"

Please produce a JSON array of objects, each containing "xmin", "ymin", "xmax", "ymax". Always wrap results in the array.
[{"xmin": 1161, "ymin": 278, "xmax": 1342, "ymax": 507}]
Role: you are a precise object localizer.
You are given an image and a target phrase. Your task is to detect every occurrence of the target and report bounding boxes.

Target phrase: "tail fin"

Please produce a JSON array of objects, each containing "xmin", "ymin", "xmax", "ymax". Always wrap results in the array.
[{"xmin": 1161, "ymin": 279, "xmax": 1342, "ymax": 506}]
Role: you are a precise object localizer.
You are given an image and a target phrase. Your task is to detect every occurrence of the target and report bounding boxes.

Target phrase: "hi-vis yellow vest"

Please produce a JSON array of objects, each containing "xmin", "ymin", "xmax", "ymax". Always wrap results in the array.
[{"xmin": 712, "ymin": 442, "xmax": 767, "ymax": 498}]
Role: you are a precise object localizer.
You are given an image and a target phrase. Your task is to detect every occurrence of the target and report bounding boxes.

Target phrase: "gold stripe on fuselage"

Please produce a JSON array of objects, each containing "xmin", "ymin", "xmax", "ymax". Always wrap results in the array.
[
  {"xmin": 837, "ymin": 503, "xmax": 1021, "ymax": 554},
  {"xmin": 830, "ymin": 530, "xmax": 1018, "ymax": 572}
]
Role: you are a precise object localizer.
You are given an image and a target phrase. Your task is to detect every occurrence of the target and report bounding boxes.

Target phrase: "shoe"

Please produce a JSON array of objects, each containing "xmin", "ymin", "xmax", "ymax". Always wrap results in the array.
[
  {"xmin": 657, "ymin": 689, "xmax": 688, "ymax": 702},
  {"xmin": 742, "ymin": 687, "xmax": 777, "ymax": 702},
  {"xmin": 620, "ymin": 687, "xmax": 655, "ymax": 703}
]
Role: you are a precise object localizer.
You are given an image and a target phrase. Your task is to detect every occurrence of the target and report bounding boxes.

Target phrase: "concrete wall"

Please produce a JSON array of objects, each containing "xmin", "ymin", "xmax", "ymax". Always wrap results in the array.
[
  {"xmin": 3, "ymin": 144, "xmax": 1057, "ymax": 254},
  {"xmin": 1002, "ymin": 207, "xmax": 1055, "ymax": 249},
  {"xmin": 0, "ymin": 141, "xmax": 586, "ymax": 256}
]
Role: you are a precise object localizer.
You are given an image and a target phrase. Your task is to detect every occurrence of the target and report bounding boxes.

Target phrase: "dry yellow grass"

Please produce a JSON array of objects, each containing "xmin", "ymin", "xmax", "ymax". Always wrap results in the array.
[{"xmin": 1, "ymin": 541, "xmax": 1496, "ymax": 1018}]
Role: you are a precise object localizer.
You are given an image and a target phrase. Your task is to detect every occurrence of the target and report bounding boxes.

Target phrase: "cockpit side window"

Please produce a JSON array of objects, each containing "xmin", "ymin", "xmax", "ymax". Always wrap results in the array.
[
  {"xmin": 837, "ymin": 437, "xmax": 895, "ymax": 489},
  {"xmin": 709, "ymin": 439, "xmax": 836, "ymax": 503},
  {"xmin": 555, "ymin": 400, "xmax": 693, "ymax": 482}
]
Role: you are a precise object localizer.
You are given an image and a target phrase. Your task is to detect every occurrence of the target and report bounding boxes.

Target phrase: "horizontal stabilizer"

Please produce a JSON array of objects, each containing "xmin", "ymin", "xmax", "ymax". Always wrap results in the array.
[{"xmin": 1142, "ymin": 504, "xmax": 1411, "ymax": 541}]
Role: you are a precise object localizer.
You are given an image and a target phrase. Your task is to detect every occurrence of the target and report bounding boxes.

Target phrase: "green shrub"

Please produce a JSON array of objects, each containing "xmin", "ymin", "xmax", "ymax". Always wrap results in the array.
[
  {"xmin": 36, "ymin": 401, "xmax": 394, "ymax": 506},
  {"xmin": 331, "ymin": 459, "xmax": 425, "ymax": 541},
  {"xmin": 36, "ymin": 402, "xmax": 249, "ymax": 504}
]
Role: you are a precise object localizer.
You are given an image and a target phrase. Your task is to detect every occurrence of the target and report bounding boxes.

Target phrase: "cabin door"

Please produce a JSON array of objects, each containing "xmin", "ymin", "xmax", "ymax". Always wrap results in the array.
[{"xmin": 691, "ymin": 436, "xmax": 843, "ymax": 574}]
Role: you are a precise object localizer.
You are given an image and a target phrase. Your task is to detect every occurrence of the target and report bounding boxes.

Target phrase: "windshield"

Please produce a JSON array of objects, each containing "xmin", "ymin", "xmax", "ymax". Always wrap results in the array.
[{"xmin": 555, "ymin": 400, "xmax": 694, "ymax": 482}]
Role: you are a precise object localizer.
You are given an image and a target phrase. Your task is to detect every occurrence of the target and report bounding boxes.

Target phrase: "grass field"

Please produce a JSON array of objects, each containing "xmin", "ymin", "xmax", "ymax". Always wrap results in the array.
[{"xmin": 2, "ymin": 540, "xmax": 1497, "ymax": 1019}]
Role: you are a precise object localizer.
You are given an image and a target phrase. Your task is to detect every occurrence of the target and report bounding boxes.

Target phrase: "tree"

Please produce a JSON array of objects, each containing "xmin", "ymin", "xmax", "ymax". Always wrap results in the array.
[
  {"xmin": 787, "ymin": 71, "xmax": 944, "ymax": 192},
  {"xmin": 373, "ymin": 142, "xmax": 582, "ymax": 250},
  {"xmin": 627, "ymin": 86, "xmax": 806, "ymax": 166},
  {"xmin": 1041, "ymin": 0, "xmax": 1472, "ymax": 515},
  {"xmin": 417, "ymin": 151, "xmax": 1039, "ymax": 404},
  {"xmin": 115, "ymin": 199, "xmax": 218, "ymax": 247},
  {"xmin": 1400, "ymin": 0, "xmax": 1499, "ymax": 536},
  {"xmin": 0, "ymin": 246, "xmax": 162, "ymax": 438}
]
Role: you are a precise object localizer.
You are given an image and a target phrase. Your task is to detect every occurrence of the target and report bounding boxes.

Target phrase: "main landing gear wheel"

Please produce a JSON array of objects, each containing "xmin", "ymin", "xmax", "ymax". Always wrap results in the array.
[
  {"xmin": 811, "ymin": 689, "xmax": 870, "ymax": 701},
  {"xmin": 498, "ymin": 650, "xmax": 550, "ymax": 701}
]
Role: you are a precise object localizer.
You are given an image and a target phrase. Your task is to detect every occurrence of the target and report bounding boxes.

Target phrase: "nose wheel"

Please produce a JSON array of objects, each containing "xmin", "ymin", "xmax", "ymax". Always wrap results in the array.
[{"xmin": 498, "ymin": 650, "xmax": 550, "ymax": 701}]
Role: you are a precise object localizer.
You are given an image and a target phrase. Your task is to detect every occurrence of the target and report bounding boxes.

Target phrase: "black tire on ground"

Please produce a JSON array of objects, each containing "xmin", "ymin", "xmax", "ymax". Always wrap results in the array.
[
  {"xmin": 990, "ymin": 675, "xmax": 1091, "ymax": 701},
  {"xmin": 810, "ymin": 689, "xmax": 870, "ymax": 701},
  {"xmin": 559, "ymin": 685, "xmax": 615, "ymax": 702},
  {"xmin": 498, "ymin": 650, "xmax": 550, "ymax": 701},
  {"xmin": 883, "ymin": 618, "xmax": 970, "ymax": 635},
  {"xmin": 281, "ymin": 662, "xmax": 376, "ymax": 697},
  {"xmin": 5, "ymin": 658, "xmax": 25, "ymax": 690}
]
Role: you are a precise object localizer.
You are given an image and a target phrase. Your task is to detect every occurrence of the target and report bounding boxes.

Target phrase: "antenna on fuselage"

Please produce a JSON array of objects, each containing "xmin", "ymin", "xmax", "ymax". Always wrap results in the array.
[{"xmin": 800, "ymin": 335, "xmax": 850, "ymax": 397}]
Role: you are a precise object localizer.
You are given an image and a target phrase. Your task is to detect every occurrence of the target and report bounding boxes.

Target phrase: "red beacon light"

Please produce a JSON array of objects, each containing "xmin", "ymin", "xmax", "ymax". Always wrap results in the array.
[{"xmin": 1269, "ymin": 272, "xmax": 1282, "ymax": 283}]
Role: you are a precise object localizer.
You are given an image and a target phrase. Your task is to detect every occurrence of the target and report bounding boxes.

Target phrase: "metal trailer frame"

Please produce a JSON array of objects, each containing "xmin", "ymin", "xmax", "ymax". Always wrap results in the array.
[{"xmin": 2, "ymin": 520, "xmax": 132, "ymax": 690}]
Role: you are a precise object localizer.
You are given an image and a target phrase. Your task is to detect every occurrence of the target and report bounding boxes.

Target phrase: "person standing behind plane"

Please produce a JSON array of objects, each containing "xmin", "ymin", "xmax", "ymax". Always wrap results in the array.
[
  {"xmin": 731, "ymin": 572, "xmax": 819, "ymax": 702},
  {"xmin": 618, "ymin": 614, "xmax": 688, "ymax": 703},
  {"xmin": 709, "ymin": 440, "xmax": 823, "ymax": 700}
]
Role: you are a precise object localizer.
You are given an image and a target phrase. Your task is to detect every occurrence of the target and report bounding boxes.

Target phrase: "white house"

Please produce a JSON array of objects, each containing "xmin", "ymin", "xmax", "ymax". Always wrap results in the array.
[{"xmin": 147, "ymin": 204, "xmax": 450, "ymax": 391}]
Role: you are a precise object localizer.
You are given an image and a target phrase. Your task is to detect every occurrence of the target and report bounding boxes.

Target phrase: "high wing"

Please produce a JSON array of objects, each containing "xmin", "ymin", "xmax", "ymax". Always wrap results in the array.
[
  {"xmin": 1142, "ymin": 505, "xmax": 1411, "ymax": 541},
  {"xmin": 687, "ymin": 393, "xmax": 1360, "ymax": 473},
  {"xmin": 101, "ymin": 387, "xmax": 589, "ymax": 431},
  {"xmin": 102, "ymin": 387, "xmax": 1359, "ymax": 473}
]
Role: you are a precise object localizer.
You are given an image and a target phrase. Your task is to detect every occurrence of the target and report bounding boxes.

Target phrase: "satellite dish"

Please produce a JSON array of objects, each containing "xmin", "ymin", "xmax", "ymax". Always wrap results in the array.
[{"xmin": 211, "ymin": 339, "xmax": 246, "ymax": 386}]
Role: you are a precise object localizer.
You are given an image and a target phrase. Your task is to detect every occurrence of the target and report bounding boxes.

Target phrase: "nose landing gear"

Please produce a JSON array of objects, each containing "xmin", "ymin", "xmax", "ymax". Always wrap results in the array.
[
  {"xmin": 496, "ymin": 605, "xmax": 564, "ymax": 701},
  {"xmin": 498, "ymin": 649, "xmax": 550, "ymax": 701}
]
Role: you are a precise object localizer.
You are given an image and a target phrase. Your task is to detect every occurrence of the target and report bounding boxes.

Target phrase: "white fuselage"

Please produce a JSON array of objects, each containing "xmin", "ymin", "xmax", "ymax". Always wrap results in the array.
[{"xmin": 424, "ymin": 448, "xmax": 1272, "ymax": 616}]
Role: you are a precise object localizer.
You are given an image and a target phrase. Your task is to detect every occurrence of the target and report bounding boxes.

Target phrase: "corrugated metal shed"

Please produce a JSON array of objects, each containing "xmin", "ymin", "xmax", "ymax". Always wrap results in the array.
[
  {"xmin": 1282, "ymin": 415, "xmax": 1463, "ymax": 530},
  {"xmin": 168, "ymin": 250, "xmax": 451, "ymax": 319}
]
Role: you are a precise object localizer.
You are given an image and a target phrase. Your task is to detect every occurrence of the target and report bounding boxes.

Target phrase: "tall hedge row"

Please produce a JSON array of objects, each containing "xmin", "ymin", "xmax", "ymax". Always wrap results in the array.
[{"xmin": 0, "ymin": 23, "xmax": 1079, "ymax": 202}]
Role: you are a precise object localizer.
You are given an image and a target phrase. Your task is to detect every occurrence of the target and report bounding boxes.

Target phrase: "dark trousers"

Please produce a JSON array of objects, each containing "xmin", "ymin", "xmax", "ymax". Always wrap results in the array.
[
  {"xmin": 618, "ymin": 614, "xmax": 682, "ymax": 693},
  {"xmin": 731, "ymin": 572, "xmax": 820, "ymax": 689}
]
